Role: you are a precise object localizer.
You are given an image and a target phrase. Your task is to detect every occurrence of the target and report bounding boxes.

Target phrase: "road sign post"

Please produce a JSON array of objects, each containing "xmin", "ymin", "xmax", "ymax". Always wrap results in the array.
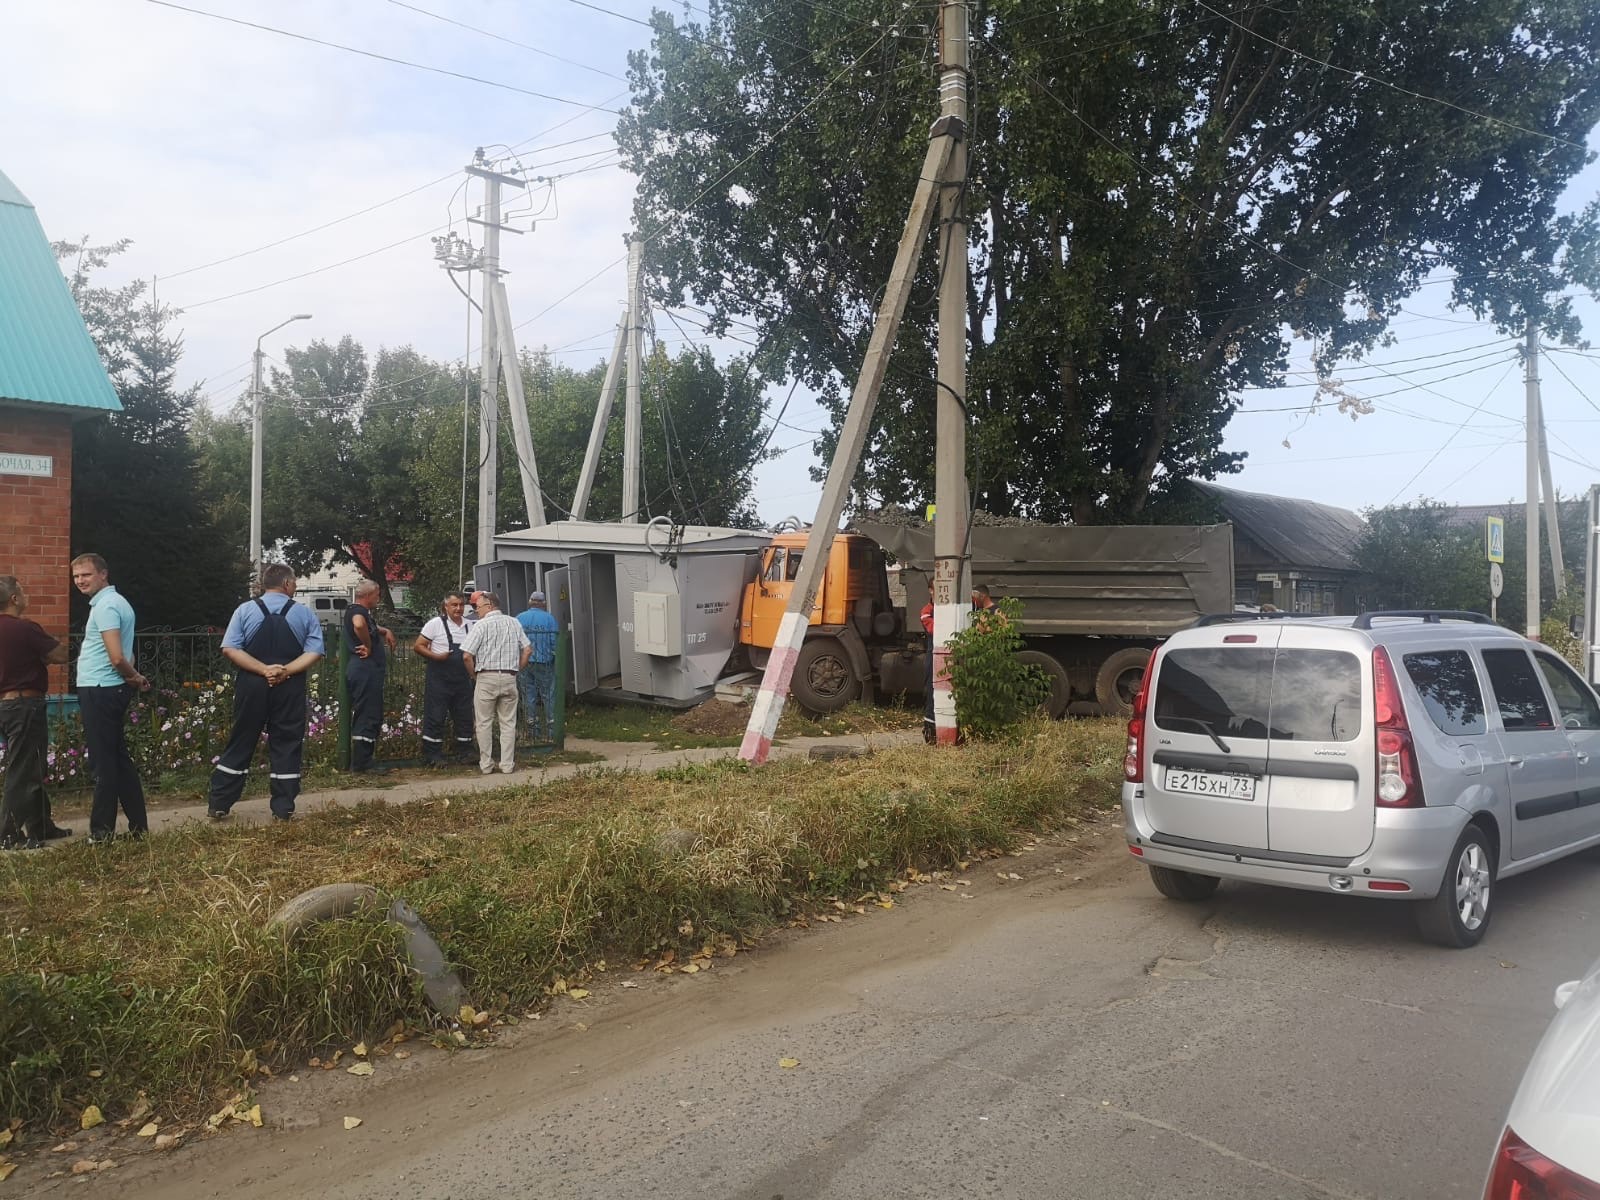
[{"xmin": 1485, "ymin": 517, "xmax": 1506, "ymax": 623}]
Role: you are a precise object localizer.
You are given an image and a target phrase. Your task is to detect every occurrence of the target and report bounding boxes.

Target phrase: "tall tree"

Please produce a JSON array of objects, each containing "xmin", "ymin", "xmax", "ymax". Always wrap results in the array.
[
  {"xmin": 59, "ymin": 239, "xmax": 244, "ymax": 628},
  {"xmin": 618, "ymin": 0, "xmax": 1600, "ymax": 523}
]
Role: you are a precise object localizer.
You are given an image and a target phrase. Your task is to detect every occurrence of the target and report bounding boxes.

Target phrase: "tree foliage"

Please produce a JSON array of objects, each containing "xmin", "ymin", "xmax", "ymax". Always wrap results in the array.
[
  {"xmin": 192, "ymin": 338, "xmax": 772, "ymax": 611},
  {"xmin": 58, "ymin": 239, "xmax": 243, "ymax": 629},
  {"xmin": 619, "ymin": 0, "xmax": 1600, "ymax": 523}
]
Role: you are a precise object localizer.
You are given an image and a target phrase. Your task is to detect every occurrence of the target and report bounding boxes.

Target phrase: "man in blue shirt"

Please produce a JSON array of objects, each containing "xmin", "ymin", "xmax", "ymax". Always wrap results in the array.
[
  {"xmin": 71, "ymin": 553, "xmax": 150, "ymax": 844},
  {"xmin": 206, "ymin": 563, "xmax": 325, "ymax": 822},
  {"xmin": 515, "ymin": 590, "xmax": 560, "ymax": 745}
]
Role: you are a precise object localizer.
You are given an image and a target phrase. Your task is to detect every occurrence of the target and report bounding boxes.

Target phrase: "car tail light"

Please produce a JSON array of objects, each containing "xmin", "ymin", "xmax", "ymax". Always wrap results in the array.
[
  {"xmin": 1484, "ymin": 1127, "xmax": 1600, "ymax": 1199},
  {"xmin": 1123, "ymin": 647, "xmax": 1160, "ymax": 783},
  {"xmin": 1372, "ymin": 646, "xmax": 1424, "ymax": 808}
]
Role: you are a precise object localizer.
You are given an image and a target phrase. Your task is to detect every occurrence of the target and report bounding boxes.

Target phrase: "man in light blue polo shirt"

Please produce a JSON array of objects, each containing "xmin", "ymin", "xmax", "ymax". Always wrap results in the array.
[{"xmin": 71, "ymin": 553, "xmax": 150, "ymax": 844}]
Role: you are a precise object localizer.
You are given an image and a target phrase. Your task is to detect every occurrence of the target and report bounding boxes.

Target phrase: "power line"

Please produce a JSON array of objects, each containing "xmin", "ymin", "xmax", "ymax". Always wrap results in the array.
[
  {"xmin": 1192, "ymin": 0, "xmax": 1590, "ymax": 151},
  {"xmin": 383, "ymin": 0, "xmax": 626, "ymax": 79},
  {"xmin": 1384, "ymin": 361, "xmax": 1520, "ymax": 504},
  {"xmin": 144, "ymin": 0, "xmax": 625, "ymax": 114},
  {"xmin": 1543, "ymin": 345, "xmax": 1600, "ymax": 418}
]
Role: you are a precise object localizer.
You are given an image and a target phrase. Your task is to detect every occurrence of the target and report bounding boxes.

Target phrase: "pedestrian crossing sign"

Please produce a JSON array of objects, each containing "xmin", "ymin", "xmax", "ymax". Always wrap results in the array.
[{"xmin": 1485, "ymin": 517, "xmax": 1505, "ymax": 564}]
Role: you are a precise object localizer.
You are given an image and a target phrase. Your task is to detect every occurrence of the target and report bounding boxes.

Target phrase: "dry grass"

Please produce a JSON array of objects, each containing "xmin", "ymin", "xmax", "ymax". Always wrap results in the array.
[{"xmin": 0, "ymin": 718, "xmax": 1124, "ymax": 1130}]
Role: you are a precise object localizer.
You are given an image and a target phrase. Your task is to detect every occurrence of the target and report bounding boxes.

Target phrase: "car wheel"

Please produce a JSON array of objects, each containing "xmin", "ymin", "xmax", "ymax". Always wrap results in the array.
[
  {"xmin": 1148, "ymin": 864, "xmax": 1221, "ymax": 901},
  {"xmin": 1415, "ymin": 825, "xmax": 1495, "ymax": 948}
]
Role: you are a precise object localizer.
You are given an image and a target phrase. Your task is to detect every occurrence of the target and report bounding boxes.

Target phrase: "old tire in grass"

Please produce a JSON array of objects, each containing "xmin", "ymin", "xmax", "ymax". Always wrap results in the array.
[
  {"xmin": 792, "ymin": 637, "xmax": 861, "ymax": 714},
  {"xmin": 268, "ymin": 884, "xmax": 465, "ymax": 1016},
  {"xmin": 1148, "ymin": 864, "xmax": 1221, "ymax": 901},
  {"xmin": 1094, "ymin": 647, "xmax": 1152, "ymax": 717},
  {"xmin": 1016, "ymin": 650, "xmax": 1071, "ymax": 719},
  {"xmin": 267, "ymin": 883, "xmax": 382, "ymax": 934}
]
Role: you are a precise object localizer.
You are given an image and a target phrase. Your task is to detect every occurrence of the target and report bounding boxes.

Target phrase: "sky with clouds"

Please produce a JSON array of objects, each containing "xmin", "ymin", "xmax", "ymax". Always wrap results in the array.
[{"xmin": 5, "ymin": 0, "xmax": 1598, "ymax": 532}]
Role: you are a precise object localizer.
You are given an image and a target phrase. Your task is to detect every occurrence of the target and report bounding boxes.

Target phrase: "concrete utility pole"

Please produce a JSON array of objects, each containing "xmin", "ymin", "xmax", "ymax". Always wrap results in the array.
[
  {"xmin": 1525, "ymin": 321, "xmax": 1542, "ymax": 638},
  {"xmin": 738, "ymin": 2, "xmax": 967, "ymax": 765},
  {"xmin": 573, "ymin": 315, "xmax": 628, "ymax": 519},
  {"xmin": 1533, "ymin": 335, "xmax": 1566, "ymax": 596},
  {"xmin": 931, "ymin": 0, "xmax": 972, "ymax": 746},
  {"xmin": 622, "ymin": 237, "xmax": 645, "ymax": 523},
  {"xmin": 467, "ymin": 152, "xmax": 547, "ymax": 564},
  {"xmin": 248, "ymin": 312, "xmax": 312, "ymax": 589}
]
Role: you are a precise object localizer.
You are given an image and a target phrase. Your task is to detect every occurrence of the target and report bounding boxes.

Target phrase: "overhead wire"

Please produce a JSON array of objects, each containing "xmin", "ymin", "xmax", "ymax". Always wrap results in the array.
[
  {"xmin": 382, "ymin": 0, "xmax": 626, "ymax": 79},
  {"xmin": 1383, "ymin": 361, "xmax": 1521, "ymax": 504}
]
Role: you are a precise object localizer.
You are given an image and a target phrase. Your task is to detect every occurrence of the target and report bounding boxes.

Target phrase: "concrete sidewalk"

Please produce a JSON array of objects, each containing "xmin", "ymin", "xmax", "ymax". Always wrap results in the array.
[{"xmin": 93, "ymin": 729, "xmax": 924, "ymax": 837}]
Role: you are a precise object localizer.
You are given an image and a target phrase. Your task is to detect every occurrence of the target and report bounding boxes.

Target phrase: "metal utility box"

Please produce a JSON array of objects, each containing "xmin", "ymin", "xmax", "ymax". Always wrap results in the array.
[{"xmin": 481, "ymin": 520, "xmax": 767, "ymax": 706}]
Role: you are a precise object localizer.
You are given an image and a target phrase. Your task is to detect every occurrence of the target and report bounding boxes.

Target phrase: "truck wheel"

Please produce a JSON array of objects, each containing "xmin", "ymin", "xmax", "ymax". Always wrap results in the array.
[
  {"xmin": 792, "ymin": 637, "xmax": 862, "ymax": 714},
  {"xmin": 1095, "ymin": 647, "xmax": 1152, "ymax": 717},
  {"xmin": 1016, "ymin": 650, "xmax": 1071, "ymax": 719}
]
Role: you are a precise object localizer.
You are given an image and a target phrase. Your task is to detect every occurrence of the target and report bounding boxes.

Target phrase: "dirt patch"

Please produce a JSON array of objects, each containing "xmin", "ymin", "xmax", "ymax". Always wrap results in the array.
[{"xmin": 667, "ymin": 699, "xmax": 753, "ymax": 737}]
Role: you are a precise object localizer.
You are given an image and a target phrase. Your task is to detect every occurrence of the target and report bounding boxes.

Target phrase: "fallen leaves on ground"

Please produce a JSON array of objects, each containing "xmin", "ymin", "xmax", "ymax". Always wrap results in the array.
[
  {"xmin": 567, "ymin": 988, "xmax": 591, "ymax": 999},
  {"xmin": 778, "ymin": 1058, "xmax": 800, "ymax": 1070},
  {"xmin": 344, "ymin": 1117, "xmax": 362, "ymax": 1130},
  {"xmin": 154, "ymin": 1134, "xmax": 180, "ymax": 1151},
  {"xmin": 353, "ymin": 1042, "xmax": 368, "ymax": 1058},
  {"xmin": 347, "ymin": 1063, "xmax": 374, "ymax": 1077},
  {"xmin": 136, "ymin": 1123, "xmax": 159, "ymax": 1138},
  {"xmin": 0, "ymin": 1162, "xmax": 14, "ymax": 1181},
  {"xmin": 79, "ymin": 1106, "xmax": 104, "ymax": 1131}
]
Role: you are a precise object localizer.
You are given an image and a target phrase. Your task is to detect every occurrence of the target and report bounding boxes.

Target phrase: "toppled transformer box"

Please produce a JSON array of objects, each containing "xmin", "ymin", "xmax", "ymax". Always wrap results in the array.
[{"xmin": 478, "ymin": 521, "xmax": 767, "ymax": 706}]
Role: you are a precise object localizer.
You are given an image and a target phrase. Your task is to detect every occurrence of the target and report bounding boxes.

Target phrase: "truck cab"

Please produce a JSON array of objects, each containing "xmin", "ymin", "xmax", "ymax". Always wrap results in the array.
[{"xmin": 739, "ymin": 532, "xmax": 909, "ymax": 712}]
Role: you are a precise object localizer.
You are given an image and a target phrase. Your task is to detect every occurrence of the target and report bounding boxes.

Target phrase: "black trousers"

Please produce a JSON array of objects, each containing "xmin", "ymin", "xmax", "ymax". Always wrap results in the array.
[
  {"xmin": 207, "ymin": 674, "xmax": 307, "ymax": 818},
  {"xmin": 0, "ymin": 696, "xmax": 49, "ymax": 840},
  {"xmin": 79, "ymin": 684, "xmax": 147, "ymax": 836},
  {"xmin": 347, "ymin": 660, "xmax": 386, "ymax": 770},
  {"xmin": 421, "ymin": 662, "xmax": 473, "ymax": 762}
]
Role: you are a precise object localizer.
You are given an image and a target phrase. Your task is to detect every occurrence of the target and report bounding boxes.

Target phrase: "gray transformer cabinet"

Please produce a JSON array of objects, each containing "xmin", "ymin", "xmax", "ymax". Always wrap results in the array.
[{"xmin": 478, "ymin": 520, "xmax": 768, "ymax": 706}]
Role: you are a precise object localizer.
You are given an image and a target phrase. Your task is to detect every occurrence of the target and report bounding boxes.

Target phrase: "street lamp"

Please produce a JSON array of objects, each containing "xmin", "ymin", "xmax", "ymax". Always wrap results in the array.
[{"xmin": 249, "ymin": 313, "xmax": 313, "ymax": 589}]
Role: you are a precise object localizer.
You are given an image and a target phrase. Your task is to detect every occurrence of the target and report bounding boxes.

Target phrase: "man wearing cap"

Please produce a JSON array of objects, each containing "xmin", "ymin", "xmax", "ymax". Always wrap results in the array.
[
  {"xmin": 515, "ymin": 590, "xmax": 560, "ymax": 745},
  {"xmin": 460, "ymin": 592, "xmax": 529, "ymax": 774}
]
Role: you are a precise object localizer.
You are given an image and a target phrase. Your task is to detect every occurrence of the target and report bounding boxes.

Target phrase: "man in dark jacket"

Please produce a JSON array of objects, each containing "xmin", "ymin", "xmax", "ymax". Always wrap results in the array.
[
  {"xmin": 206, "ymin": 564, "xmax": 324, "ymax": 822},
  {"xmin": 343, "ymin": 579, "xmax": 396, "ymax": 774},
  {"xmin": 0, "ymin": 575, "xmax": 70, "ymax": 848}
]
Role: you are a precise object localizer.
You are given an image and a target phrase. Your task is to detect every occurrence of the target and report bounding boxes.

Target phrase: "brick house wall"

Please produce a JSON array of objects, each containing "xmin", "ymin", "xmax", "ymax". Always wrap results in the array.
[{"xmin": 0, "ymin": 405, "xmax": 74, "ymax": 690}]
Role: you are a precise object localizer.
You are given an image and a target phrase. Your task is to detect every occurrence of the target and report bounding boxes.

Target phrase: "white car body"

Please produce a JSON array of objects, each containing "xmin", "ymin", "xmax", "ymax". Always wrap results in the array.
[{"xmin": 1483, "ymin": 955, "xmax": 1600, "ymax": 1197}]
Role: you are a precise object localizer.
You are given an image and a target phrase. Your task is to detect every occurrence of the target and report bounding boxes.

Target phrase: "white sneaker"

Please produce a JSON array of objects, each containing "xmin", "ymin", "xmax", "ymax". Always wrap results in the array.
[{"xmin": 480, "ymin": 766, "xmax": 494, "ymax": 775}]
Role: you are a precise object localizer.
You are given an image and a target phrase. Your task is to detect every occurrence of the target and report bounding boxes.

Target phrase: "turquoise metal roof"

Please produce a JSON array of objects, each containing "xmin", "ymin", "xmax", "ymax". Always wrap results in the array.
[{"xmin": 0, "ymin": 168, "xmax": 120, "ymax": 413}]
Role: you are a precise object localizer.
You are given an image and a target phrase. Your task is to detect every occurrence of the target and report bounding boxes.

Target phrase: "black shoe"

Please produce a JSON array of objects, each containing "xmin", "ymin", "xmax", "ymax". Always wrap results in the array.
[
  {"xmin": 207, "ymin": 808, "xmax": 231, "ymax": 821},
  {"xmin": 44, "ymin": 823, "xmax": 73, "ymax": 840},
  {"xmin": 353, "ymin": 765, "xmax": 393, "ymax": 776},
  {"xmin": 271, "ymin": 813, "xmax": 294, "ymax": 822},
  {"xmin": 124, "ymin": 829, "xmax": 148, "ymax": 841},
  {"xmin": 87, "ymin": 831, "xmax": 117, "ymax": 846},
  {"xmin": 1, "ymin": 836, "xmax": 42, "ymax": 851}
]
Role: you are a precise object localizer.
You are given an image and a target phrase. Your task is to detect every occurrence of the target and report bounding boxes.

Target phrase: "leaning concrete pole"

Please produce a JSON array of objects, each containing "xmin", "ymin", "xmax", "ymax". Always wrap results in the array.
[
  {"xmin": 622, "ymin": 237, "xmax": 645, "ymax": 523},
  {"xmin": 932, "ymin": 0, "xmax": 971, "ymax": 745},
  {"xmin": 573, "ymin": 316, "xmax": 628, "ymax": 519},
  {"xmin": 737, "ymin": 134, "xmax": 959, "ymax": 765}
]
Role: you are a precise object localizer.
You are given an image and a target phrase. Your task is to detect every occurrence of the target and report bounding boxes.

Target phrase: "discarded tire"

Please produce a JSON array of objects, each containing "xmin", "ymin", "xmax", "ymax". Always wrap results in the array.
[{"xmin": 268, "ymin": 884, "xmax": 465, "ymax": 1017}]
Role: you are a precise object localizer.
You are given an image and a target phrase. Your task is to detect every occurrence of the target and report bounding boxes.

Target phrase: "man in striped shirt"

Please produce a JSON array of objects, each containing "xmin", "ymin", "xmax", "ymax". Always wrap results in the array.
[{"xmin": 460, "ymin": 592, "xmax": 529, "ymax": 775}]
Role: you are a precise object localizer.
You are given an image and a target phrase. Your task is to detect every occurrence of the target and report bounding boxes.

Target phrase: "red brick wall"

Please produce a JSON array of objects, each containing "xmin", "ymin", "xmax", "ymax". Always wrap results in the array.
[{"xmin": 0, "ymin": 406, "xmax": 75, "ymax": 690}]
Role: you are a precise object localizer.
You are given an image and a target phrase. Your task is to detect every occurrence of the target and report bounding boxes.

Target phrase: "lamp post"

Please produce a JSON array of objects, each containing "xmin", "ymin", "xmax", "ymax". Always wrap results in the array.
[{"xmin": 249, "ymin": 313, "xmax": 312, "ymax": 589}]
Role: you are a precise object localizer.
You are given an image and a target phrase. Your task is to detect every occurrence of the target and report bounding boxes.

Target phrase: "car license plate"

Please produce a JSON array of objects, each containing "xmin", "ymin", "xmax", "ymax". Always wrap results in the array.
[{"xmin": 1164, "ymin": 768, "xmax": 1256, "ymax": 801}]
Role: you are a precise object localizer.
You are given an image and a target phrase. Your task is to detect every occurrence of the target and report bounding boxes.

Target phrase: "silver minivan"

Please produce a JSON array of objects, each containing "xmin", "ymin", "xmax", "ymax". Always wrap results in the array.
[{"xmin": 1120, "ymin": 610, "xmax": 1600, "ymax": 946}]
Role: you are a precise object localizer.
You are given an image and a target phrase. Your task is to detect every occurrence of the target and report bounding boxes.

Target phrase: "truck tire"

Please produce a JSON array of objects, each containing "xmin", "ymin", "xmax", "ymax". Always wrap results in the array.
[
  {"xmin": 792, "ymin": 637, "xmax": 862, "ymax": 714},
  {"xmin": 1094, "ymin": 647, "xmax": 1152, "ymax": 717},
  {"xmin": 1016, "ymin": 650, "xmax": 1071, "ymax": 719}
]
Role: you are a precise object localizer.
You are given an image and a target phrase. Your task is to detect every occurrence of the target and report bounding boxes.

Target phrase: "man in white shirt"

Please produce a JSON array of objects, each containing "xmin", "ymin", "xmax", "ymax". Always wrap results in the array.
[
  {"xmin": 413, "ymin": 591, "xmax": 474, "ymax": 767},
  {"xmin": 460, "ymin": 592, "xmax": 529, "ymax": 775}
]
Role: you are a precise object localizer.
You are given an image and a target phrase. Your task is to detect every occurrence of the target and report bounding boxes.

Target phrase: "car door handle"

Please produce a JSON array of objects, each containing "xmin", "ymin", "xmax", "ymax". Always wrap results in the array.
[
  {"xmin": 1507, "ymin": 756, "xmax": 1524, "ymax": 769},
  {"xmin": 1579, "ymin": 753, "xmax": 1592, "ymax": 765}
]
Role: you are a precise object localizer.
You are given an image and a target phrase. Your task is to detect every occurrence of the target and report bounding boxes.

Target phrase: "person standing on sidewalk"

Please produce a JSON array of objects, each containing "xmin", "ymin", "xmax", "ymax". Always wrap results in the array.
[
  {"xmin": 515, "ymin": 590, "xmax": 560, "ymax": 745},
  {"xmin": 414, "ymin": 591, "xmax": 474, "ymax": 766},
  {"xmin": 207, "ymin": 563, "xmax": 325, "ymax": 822},
  {"xmin": 71, "ymin": 553, "xmax": 150, "ymax": 844},
  {"xmin": 343, "ymin": 579, "xmax": 396, "ymax": 775},
  {"xmin": 460, "ymin": 592, "xmax": 528, "ymax": 775},
  {"xmin": 0, "ymin": 575, "xmax": 70, "ymax": 849}
]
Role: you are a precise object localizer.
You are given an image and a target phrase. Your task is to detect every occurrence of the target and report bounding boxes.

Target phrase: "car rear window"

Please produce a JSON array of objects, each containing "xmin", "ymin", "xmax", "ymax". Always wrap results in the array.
[
  {"xmin": 1402, "ymin": 650, "xmax": 1487, "ymax": 736},
  {"xmin": 1481, "ymin": 648, "xmax": 1555, "ymax": 731},
  {"xmin": 1153, "ymin": 648, "xmax": 1362, "ymax": 742}
]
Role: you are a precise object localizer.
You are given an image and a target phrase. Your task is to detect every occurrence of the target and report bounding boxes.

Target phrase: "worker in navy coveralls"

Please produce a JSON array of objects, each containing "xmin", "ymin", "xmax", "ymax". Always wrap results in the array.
[
  {"xmin": 343, "ymin": 579, "xmax": 396, "ymax": 774},
  {"xmin": 206, "ymin": 563, "xmax": 324, "ymax": 822},
  {"xmin": 413, "ymin": 590, "xmax": 474, "ymax": 766}
]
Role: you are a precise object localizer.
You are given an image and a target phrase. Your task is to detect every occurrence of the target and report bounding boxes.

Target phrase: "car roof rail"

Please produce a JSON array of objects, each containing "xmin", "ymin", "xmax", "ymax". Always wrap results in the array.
[
  {"xmin": 1191, "ymin": 612, "xmax": 1329, "ymax": 627},
  {"xmin": 1351, "ymin": 609, "xmax": 1497, "ymax": 630}
]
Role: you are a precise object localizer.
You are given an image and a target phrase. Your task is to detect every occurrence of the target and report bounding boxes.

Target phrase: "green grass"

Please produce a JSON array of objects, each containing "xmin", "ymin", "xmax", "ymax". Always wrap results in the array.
[
  {"xmin": 0, "ymin": 717, "xmax": 1123, "ymax": 1133},
  {"xmin": 564, "ymin": 699, "xmax": 921, "ymax": 749}
]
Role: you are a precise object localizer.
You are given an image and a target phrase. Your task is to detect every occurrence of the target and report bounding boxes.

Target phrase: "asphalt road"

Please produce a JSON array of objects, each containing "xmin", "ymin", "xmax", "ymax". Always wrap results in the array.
[{"xmin": 66, "ymin": 822, "xmax": 1600, "ymax": 1200}]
